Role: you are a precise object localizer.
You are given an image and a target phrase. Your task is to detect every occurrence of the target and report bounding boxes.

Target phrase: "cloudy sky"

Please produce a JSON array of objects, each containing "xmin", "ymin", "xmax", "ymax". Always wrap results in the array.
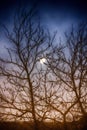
[{"xmin": 0, "ymin": 0, "xmax": 87, "ymax": 54}]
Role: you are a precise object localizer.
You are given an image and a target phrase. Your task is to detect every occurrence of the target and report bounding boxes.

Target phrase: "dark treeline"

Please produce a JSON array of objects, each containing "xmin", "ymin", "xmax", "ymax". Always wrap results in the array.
[{"xmin": 0, "ymin": 117, "xmax": 87, "ymax": 130}]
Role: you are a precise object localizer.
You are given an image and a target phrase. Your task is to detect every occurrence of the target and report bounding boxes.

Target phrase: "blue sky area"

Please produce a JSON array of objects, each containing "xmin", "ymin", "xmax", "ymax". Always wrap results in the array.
[{"xmin": 0, "ymin": 0, "xmax": 87, "ymax": 54}]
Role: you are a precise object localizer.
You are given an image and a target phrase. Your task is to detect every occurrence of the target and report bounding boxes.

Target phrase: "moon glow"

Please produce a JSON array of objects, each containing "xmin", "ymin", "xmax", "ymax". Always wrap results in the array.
[{"xmin": 40, "ymin": 58, "xmax": 46, "ymax": 64}]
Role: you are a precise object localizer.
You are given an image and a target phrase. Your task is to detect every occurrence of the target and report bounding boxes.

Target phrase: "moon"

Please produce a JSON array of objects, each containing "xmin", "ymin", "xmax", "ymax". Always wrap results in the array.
[{"xmin": 40, "ymin": 58, "xmax": 46, "ymax": 64}]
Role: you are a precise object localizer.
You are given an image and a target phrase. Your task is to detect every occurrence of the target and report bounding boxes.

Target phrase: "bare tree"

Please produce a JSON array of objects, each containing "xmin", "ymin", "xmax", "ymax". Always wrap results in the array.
[
  {"xmin": 65, "ymin": 23, "xmax": 87, "ymax": 116},
  {"xmin": 0, "ymin": 6, "xmax": 53, "ymax": 130},
  {"xmin": 45, "ymin": 23, "xmax": 87, "ymax": 125},
  {"xmin": 0, "ymin": 5, "xmax": 87, "ymax": 130}
]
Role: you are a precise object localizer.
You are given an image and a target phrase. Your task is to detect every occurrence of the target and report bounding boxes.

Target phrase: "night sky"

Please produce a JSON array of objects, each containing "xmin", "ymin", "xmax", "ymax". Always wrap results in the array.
[
  {"xmin": 0, "ymin": 0, "xmax": 87, "ymax": 25},
  {"xmin": 0, "ymin": 0, "xmax": 87, "ymax": 53}
]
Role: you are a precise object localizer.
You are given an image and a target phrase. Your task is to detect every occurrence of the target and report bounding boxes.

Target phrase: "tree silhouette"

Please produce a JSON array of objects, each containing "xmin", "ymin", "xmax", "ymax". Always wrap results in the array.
[
  {"xmin": 0, "ymin": 6, "xmax": 53, "ymax": 130},
  {"xmin": 45, "ymin": 23, "xmax": 87, "ymax": 128},
  {"xmin": 0, "ymin": 5, "xmax": 87, "ymax": 130}
]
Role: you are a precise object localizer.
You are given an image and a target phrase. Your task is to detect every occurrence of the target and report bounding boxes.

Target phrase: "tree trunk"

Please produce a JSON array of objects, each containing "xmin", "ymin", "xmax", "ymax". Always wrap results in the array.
[
  {"xmin": 63, "ymin": 115, "xmax": 67, "ymax": 130},
  {"xmin": 78, "ymin": 99, "xmax": 86, "ymax": 116},
  {"xmin": 28, "ymin": 77, "xmax": 39, "ymax": 130}
]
